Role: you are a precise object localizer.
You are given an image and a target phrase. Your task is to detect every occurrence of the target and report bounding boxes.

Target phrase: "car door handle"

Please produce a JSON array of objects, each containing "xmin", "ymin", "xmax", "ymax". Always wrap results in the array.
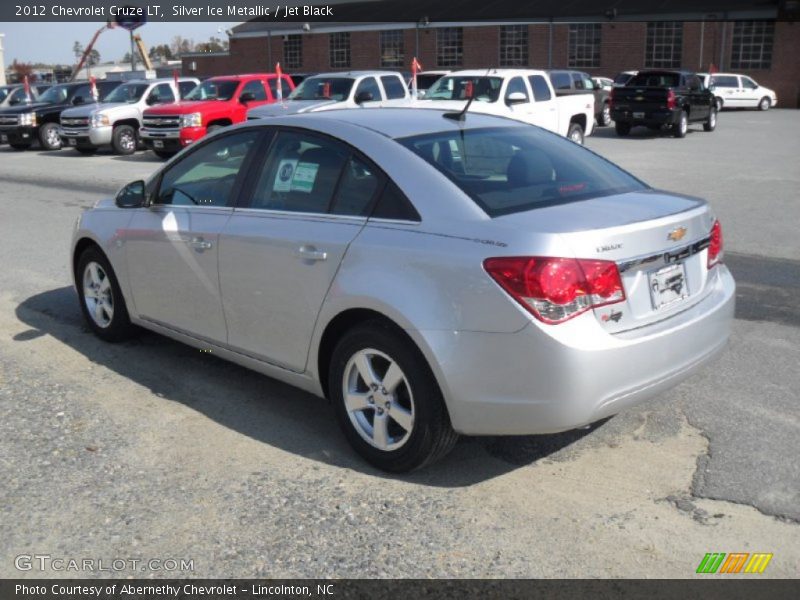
[
  {"xmin": 189, "ymin": 237, "xmax": 213, "ymax": 250},
  {"xmin": 295, "ymin": 245, "xmax": 327, "ymax": 261}
]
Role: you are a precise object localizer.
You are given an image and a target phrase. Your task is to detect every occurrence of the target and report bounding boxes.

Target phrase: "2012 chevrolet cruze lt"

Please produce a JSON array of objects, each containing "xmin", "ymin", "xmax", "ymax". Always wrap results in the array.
[{"xmin": 71, "ymin": 108, "xmax": 734, "ymax": 472}]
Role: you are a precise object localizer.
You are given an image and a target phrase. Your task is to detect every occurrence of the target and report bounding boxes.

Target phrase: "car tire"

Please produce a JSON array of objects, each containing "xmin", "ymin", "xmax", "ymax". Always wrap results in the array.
[
  {"xmin": 206, "ymin": 124, "xmax": 223, "ymax": 135},
  {"xmin": 329, "ymin": 320, "xmax": 458, "ymax": 472},
  {"xmin": 75, "ymin": 146, "xmax": 98, "ymax": 155},
  {"xmin": 112, "ymin": 124, "xmax": 137, "ymax": 155},
  {"xmin": 567, "ymin": 122, "xmax": 585, "ymax": 145},
  {"xmin": 38, "ymin": 123, "xmax": 62, "ymax": 150},
  {"xmin": 597, "ymin": 102, "xmax": 611, "ymax": 127},
  {"xmin": 75, "ymin": 246, "xmax": 138, "ymax": 343},
  {"xmin": 714, "ymin": 97, "xmax": 723, "ymax": 112},
  {"xmin": 9, "ymin": 142, "xmax": 31, "ymax": 150},
  {"xmin": 672, "ymin": 110, "xmax": 688, "ymax": 138},
  {"xmin": 153, "ymin": 149, "xmax": 176, "ymax": 159},
  {"xmin": 758, "ymin": 96, "xmax": 771, "ymax": 111},
  {"xmin": 703, "ymin": 107, "xmax": 717, "ymax": 132},
  {"xmin": 615, "ymin": 122, "xmax": 631, "ymax": 136}
]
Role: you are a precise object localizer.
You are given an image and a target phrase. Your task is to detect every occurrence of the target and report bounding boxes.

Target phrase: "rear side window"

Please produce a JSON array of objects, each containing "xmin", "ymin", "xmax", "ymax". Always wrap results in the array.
[
  {"xmin": 268, "ymin": 77, "xmax": 293, "ymax": 99},
  {"xmin": 371, "ymin": 181, "xmax": 420, "ymax": 221},
  {"xmin": 178, "ymin": 81, "xmax": 197, "ymax": 98},
  {"xmin": 550, "ymin": 72, "xmax": 572, "ymax": 90},
  {"xmin": 381, "ymin": 75, "xmax": 407, "ymax": 99},
  {"xmin": 710, "ymin": 75, "xmax": 737, "ymax": 88},
  {"xmin": 330, "ymin": 156, "xmax": 382, "ymax": 216},
  {"xmin": 241, "ymin": 80, "xmax": 268, "ymax": 101},
  {"xmin": 398, "ymin": 126, "xmax": 646, "ymax": 217},
  {"xmin": 97, "ymin": 82, "xmax": 120, "ymax": 100},
  {"xmin": 528, "ymin": 75, "xmax": 552, "ymax": 101},
  {"xmin": 572, "ymin": 73, "xmax": 585, "ymax": 90}
]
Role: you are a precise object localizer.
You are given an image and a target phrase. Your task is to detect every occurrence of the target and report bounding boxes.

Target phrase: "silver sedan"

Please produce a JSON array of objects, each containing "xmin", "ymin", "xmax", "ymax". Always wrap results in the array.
[{"xmin": 71, "ymin": 108, "xmax": 735, "ymax": 472}]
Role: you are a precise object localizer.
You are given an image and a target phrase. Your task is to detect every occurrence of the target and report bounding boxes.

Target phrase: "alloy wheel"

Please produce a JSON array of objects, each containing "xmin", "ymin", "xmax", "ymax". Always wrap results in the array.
[{"xmin": 82, "ymin": 261, "xmax": 114, "ymax": 328}]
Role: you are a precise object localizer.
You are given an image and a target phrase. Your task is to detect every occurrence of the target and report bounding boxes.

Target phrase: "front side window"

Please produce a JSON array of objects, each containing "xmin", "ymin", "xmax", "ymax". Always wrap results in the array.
[
  {"xmin": 645, "ymin": 22, "xmax": 683, "ymax": 69},
  {"xmin": 425, "ymin": 76, "xmax": 503, "ymax": 102},
  {"xmin": 355, "ymin": 77, "xmax": 381, "ymax": 102},
  {"xmin": 568, "ymin": 24, "xmax": 601, "ymax": 68},
  {"xmin": 178, "ymin": 81, "xmax": 197, "ymax": 98},
  {"xmin": 437, "ymin": 27, "xmax": 463, "ymax": 68},
  {"xmin": 38, "ymin": 85, "xmax": 70, "ymax": 104},
  {"xmin": 549, "ymin": 72, "xmax": 572, "ymax": 91},
  {"xmin": 147, "ymin": 83, "xmax": 176, "ymax": 104},
  {"xmin": 380, "ymin": 30, "xmax": 404, "ymax": 68},
  {"xmin": 330, "ymin": 32, "xmax": 351, "ymax": 68},
  {"xmin": 528, "ymin": 75, "xmax": 552, "ymax": 101},
  {"xmin": 505, "ymin": 77, "xmax": 529, "ymax": 102},
  {"xmin": 240, "ymin": 80, "xmax": 268, "ymax": 101},
  {"xmin": 398, "ymin": 126, "xmax": 646, "ymax": 217},
  {"xmin": 741, "ymin": 77, "xmax": 758, "ymax": 89},
  {"xmin": 381, "ymin": 76, "xmax": 407, "ymax": 100},
  {"xmin": 250, "ymin": 131, "xmax": 348, "ymax": 214},
  {"xmin": 155, "ymin": 131, "xmax": 259, "ymax": 207}
]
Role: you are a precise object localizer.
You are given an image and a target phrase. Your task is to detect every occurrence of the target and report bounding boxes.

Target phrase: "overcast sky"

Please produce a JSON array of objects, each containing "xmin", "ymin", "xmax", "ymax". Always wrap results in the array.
[{"xmin": 1, "ymin": 22, "xmax": 241, "ymax": 64}]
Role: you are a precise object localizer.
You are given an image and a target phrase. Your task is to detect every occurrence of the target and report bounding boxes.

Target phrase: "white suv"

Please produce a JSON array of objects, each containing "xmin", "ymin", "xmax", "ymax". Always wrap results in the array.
[{"xmin": 698, "ymin": 72, "xmax": 777, "ymax": 111}]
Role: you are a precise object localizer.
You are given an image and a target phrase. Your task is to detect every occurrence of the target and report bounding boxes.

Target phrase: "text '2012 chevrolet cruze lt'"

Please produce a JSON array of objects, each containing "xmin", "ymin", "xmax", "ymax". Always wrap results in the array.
[{"xmin": 71, "ymin": 108, "xmax": 734, "ymax": 472}]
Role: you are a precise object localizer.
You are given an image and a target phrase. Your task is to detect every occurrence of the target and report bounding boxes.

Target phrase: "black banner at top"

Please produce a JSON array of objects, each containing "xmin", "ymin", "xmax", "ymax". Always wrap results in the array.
[{"xmin": 0, "ymin": 0, "xmax": 792, "ymax": 23}]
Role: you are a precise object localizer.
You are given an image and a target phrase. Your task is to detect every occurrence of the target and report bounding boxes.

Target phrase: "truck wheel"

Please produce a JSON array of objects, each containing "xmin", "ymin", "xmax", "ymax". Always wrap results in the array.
[
  {"xmin": 329, "ymin": 320, "xmax": 458, "ymax": 472},
  {"xmin": 38, "ymin": 123, "xmax": 62, "ymax": 150},
  {"xmin": 206, "ymin": 124, "xmax": 223, "ymax": 135},
  {"xmin": 597, "ymin": 102, "xmax": 611, "ymax": 127},
  {"xmin": 112, "ymin": 125, "xmax": 137, "ymax": 155},
  {"xmin": 9, "ymin": 142, "xmax": 31, "ymax": 151},
  {"xmin": 714, "ymin": 97, "xmax": 723, "ymax": 112},
  {"xmin": 672, "ymin": 111, "xmax": 688, "ymax": 138},
  {"xmin": 615, "ymin": 122, "xmax": 631, "ymax": 136},
  {"xmin": 153, "ymin": 149, "xmax": 176, "ymax": 160},
  {"xmin": 758, "ymin": 97, "xmax": 771, "ymax": 111},
  {"xmin": 567, "ymin": 122, "xmax": 584, "ymax": 144},
  {"xmin": 703, "ymin": 107, "xmax": 717, "ymax": 132}
]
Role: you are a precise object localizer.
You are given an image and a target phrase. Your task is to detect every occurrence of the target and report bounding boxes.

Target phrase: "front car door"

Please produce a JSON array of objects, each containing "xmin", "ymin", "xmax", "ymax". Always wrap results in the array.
[
  {"xmin": 353, "ymin": 77, "xmax": 382, "ymax": 106},
  {"xmin": 739, "ymin": 76, "xmax": 761, "ymax": 107},
  {"xmin": 124, "ymin": 130, "xmax": 261, "ymax": 343},
  {"xmin": 686, "ymin": 74, "xmax": 709, "ymax": 120},
  {"xmin": 219, "ymin": 128, "xmax": 384, "ymax": 371}
]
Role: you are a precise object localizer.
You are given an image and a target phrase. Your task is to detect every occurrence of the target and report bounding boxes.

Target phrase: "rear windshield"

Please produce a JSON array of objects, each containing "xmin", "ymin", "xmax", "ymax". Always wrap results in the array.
[
  {"xmin": 628, "ymin": 72, "xmax": 681, "ymax": 87},
  {"xmin": 613, "ymin": 72, "xmax": 633, "ymax": 85},
  {"xmin": 398, "ymin": 126, "xmax": 646, "ymax": 217}
]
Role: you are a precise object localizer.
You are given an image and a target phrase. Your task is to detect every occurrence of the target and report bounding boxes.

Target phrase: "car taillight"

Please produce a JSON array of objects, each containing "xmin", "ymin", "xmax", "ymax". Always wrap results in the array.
[
  {"xmin": 483, "ymin": 257, "xmax": 626, "ymax": 324},
  {"xmin": 666, "ymin": 89, "xmax": 677, "ymax": 109},
  {"xmin": 707, "ymin": 220, "xmax": 723, "ymax": 268},
  {"xmin": 608, "ymin": 88, "xmax": 615, "ymax": 109}
]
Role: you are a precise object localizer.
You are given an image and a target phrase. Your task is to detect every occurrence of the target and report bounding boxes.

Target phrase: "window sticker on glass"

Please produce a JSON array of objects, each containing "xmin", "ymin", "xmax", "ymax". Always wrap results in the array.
[
  {"xmin": 273, "ymin": 159, "xmax": 298, "ymax": 192},
  {"xmin": 290, "ymin": 162, "xmax": 319, "ymax": 193}
]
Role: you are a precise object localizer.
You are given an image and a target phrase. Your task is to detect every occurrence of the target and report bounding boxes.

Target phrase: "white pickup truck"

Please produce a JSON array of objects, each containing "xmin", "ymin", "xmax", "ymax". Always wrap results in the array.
[
  {"xmin": 411, "ymin": 69, "xmax": 595, "ymax": 144},
  {"xmin": 247, "ymin": 71, "xmax": 412, "ymax": 119}
]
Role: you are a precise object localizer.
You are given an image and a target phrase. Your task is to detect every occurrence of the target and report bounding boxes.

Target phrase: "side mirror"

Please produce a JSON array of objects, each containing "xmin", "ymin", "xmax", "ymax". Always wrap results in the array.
[
  {"xmin": 9, "ymin": 97, "xmax": 22, "ymax": 106},
  {"xmin": 145, "ymin": 95, "xmax": 159, "ymax": 105},
  {"xmin": 116, "ymin": 180, "xmax": 146, "ymax": 209},
  {"xmin": 72, "ymin": 96, "xmax": 87, "ymax": 105},
  {"xmin": 355, "ymin": 91, "xmax": 374, "ymax": 104},
  {"xmin": 505, "ymin": 91, "xmax": 528, "ymax": 106},
  {"xmin": 239, "ymin": 91, "xmax": 256, "ymax": 103}
]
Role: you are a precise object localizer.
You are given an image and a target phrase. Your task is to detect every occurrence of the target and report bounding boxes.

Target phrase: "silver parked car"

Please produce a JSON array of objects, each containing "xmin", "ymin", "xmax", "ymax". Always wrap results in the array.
[{"xmin": 71, "ymin": 109, "xmax": 735, "ymax": 472}]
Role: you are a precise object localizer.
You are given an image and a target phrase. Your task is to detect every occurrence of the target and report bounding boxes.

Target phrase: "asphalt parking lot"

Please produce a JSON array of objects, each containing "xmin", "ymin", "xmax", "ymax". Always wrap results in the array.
[{"xmin": 0, "ymin": 109, "xmax": 798, "ymax": 578}]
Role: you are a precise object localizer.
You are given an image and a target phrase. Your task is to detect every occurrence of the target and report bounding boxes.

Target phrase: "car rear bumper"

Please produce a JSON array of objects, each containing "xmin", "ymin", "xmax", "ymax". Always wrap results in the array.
[
  {"xmin": 418, "ymin": 265, "xmax": 735, "ymax": 435},
  {"xmin": 611, "ymin": 108, "xmax": 680, "ymax": 126}
]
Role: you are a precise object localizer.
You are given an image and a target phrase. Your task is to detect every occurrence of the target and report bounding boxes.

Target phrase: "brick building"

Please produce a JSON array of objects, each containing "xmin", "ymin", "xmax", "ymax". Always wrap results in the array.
[{"xmin": 183, "ymin": 20, "xmax": 800, "ymax": 107}]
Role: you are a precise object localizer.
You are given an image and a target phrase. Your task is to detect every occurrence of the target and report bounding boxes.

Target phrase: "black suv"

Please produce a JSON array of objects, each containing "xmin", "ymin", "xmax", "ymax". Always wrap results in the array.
[
  {"xmin": 610, "ymin": 70, "xmax": 716, "ymax": 138},
  {"xmin": 0, "ymin": 80, "xmax": 120, "ymax": 150},
  {"xmin": 547, "ymin": 69, "xmax": 612, "ymax": 127}
]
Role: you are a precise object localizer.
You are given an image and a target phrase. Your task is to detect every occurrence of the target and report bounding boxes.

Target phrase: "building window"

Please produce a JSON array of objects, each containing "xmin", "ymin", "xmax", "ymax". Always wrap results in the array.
[
  {"xmin": 329, "ymin": 32, "xmax": 351, "ymax": 69},
  {"xmin": 379, "ymin": 30, "xmax": 404, "ymax": 68},
  {"xmin": 645, "ymin": 22, "xmax": 683, "ymax": 68},
  {"xmin": 283, "ymin": 35, "xmax": 302, "ymax": 69},
  {"xmin": 731, "ymin": 21, "xmax": 774, "ymax": 69},
  {"xmin": 499, "ymin": 25, "xmax": 528, "ymax": 67},
  {"xmin": 437, "ymin": 27, "xmax": 463, "ymax": 68},
  {"xmin": 568, "ymin": 24, "xmax": 601, "ymax": 68}
]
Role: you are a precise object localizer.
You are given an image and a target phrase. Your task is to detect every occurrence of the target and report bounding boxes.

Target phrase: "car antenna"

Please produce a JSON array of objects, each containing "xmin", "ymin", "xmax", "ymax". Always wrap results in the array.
[{"xmin": 444, "ymin": 67, "xmax": 494, "ymax": 122}]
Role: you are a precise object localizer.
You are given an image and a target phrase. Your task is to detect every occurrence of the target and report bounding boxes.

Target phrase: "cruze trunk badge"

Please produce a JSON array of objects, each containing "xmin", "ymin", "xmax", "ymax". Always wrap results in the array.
[{"xmin": 668, "ymin": 226, "xmax": 687, "ymax": 242}]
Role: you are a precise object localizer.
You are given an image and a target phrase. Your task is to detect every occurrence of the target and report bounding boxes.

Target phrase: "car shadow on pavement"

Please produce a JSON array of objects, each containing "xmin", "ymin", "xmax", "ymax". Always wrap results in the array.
[
  {"xmin": 590, "ymin": 126, "xmax": 701, "ymax": 140},
  {"xmin": 15, "ymin": 286, "xmax": 604, "ymax": 487}
]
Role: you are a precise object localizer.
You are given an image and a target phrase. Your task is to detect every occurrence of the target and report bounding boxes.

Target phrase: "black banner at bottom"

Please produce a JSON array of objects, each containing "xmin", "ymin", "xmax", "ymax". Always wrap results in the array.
[{"xmin": 1, "ymin": 580, "xmax": 798, "ymax": 600}]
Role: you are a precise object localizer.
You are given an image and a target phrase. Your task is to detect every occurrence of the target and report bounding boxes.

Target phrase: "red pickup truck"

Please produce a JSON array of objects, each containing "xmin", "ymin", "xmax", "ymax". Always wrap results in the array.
[{"xmin": 140, "ymin": 73, "xmax": 294, "ymax": 157}]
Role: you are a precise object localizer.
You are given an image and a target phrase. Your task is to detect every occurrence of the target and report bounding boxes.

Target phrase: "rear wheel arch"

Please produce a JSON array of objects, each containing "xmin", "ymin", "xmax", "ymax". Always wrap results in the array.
[{"xmin": 569, "ymin": 113, "xmax": 587, "ymax": 132}]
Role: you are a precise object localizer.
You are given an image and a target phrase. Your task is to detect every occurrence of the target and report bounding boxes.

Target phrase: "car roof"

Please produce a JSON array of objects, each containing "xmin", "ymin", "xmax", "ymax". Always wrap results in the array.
[
  {"xmin": 245, "ymin": 107, "xmax": 522, "ymax": 139},
  {"xmin": 443, "ymin": 69, "xmax": 545, "ymax": 77},
  {"xmin": 306, "ymin": 71, "xmax": 404, "ymax": 78}
]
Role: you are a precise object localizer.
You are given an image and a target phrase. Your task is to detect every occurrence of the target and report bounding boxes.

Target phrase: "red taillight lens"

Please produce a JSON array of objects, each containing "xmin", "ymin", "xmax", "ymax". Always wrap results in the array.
[
  {"xmin": 484, "ymin": 256, "xmax": 626, "ymax": 324},
  {"xmin": 608, "ymin": 88, "xmax": 615, "ymax": 109},
  {"xmin": 666, "ymin": 89, "xmax": 677, "ymax": 109},
  {"xmin": 707, "ymin": 220, "xmax": 723, "ymax": 268}
]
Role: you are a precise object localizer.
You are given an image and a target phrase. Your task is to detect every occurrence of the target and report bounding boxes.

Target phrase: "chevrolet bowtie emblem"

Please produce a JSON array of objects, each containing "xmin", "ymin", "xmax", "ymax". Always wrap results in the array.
[{"xmin": 668, "ymin": 226, "xmax": 687, "ymax": 242}]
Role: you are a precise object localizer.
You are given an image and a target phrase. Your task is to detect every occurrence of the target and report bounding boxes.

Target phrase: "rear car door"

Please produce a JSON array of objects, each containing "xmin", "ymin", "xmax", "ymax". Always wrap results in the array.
[
  {"xmin": 711, "ymin": 75, "xmax": 740, "ymax": 106},
  {"xmin": 527, "ymin": 74, "xmax": 559, "ymax": 131},
  {"xmin": 218, "ymin": 129, "xmax": 383, "ymax": 371},
  {"xmin": 124, "ymin": 130, "xmax": 261, "ymax": 343},
  {"xmin": 379, "ymin": 75, "xmax": 410, "ymax": 106},
  {"xmin": 686, "ymin": 74, "xmax": 709, "ymax": 120}
]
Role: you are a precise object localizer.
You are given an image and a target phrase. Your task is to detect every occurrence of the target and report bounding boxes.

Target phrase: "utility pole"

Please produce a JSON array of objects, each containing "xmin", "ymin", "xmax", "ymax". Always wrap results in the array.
[{"xmin": 130, "ymin": 30, "xmax": 137, "ymax": 71}]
